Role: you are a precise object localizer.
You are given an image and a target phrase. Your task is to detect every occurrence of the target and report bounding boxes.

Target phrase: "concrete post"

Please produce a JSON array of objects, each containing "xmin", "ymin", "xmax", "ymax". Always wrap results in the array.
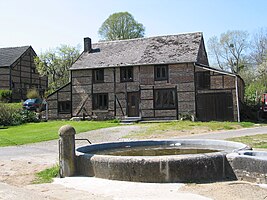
[{"xmin": 58, "ymin": 125, "xmax": 76, "ymax": 177}]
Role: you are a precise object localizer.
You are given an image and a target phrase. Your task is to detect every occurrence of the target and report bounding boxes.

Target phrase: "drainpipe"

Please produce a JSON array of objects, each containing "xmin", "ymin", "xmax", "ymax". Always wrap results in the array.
[{"xmin": 235, "ymin": 75, "xmax": 240, "ymax": 122}]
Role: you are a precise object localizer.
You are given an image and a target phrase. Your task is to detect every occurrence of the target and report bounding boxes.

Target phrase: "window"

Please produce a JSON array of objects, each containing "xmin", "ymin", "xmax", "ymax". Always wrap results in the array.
[
  {"xmin": 154, "ymin": 65, "xmax": 168, "ymax": 81},
  {"xmin": 120, "ymin": 67, "xmax": 133, "ymax": 82},
  {"xmin": 31, "ymin": 67, "xmax": 36, "ymax": 73},
  {"xmin": 93, "ymin": 93, "xmax": 108, "ymax": 110},
  {"xmin": 154, "ymin": 89, "xmax": 176, "ymax": 109},
  {"xmin": 93, "ymin": 69, "xmax": 104, "ymax": 83},
  {"xmin": 196, "ymin": 71, "xmax": 210, "ymax": 89},
  {"xmin": 58, "ymin": 101, "xmax": 71, "ymax": 114}
]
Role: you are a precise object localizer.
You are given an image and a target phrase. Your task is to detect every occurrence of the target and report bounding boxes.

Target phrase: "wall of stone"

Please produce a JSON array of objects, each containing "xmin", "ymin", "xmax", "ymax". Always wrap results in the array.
[
  {"xmin": 47, "ymin": 83, "xmax": 71, "ymax": 119},
  {"xmin": 53, "ymin": 63, "xmax": 240, "ymax": 121}
]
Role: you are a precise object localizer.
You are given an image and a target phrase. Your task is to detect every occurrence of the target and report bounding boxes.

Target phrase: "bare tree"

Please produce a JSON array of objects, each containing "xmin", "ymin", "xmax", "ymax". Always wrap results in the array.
[
  {"xmin": 208, "ymin": 30, "xmax": 249, "ymax": 74},
  {"xmin": 250, "ymin": 28, "xmax": 267, "ymax": 65},
  {"xmin": 207, "ymin": 36, "xmax": 224, "ymax": 70}
]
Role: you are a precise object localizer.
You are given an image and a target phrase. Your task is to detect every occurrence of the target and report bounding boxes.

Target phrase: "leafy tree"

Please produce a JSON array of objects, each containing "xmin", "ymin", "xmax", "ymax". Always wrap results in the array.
[
  {"xmin": 98, "ymin": 12, "xmax": 145, "ymax": 41},
  {"xmin": 35, "ymin": 45, "xmax": 80, "ymax": 94},
  {"xmin": 208, "ymin": 30, "xmax": 249, "ymax": 74}
]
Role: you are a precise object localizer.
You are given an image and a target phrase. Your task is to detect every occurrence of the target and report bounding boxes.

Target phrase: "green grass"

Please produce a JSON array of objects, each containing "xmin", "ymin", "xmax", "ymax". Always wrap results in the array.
[
  {"xmin": 125, "ymin": 121, "xmax": 255, "ymax": 138},
  {"xmin": 33, "ymin": 165, "xmax": 59, "ymax": 184},
  {"xmin": 229, "ymin": 134, "xmax": 267, "ymax": 148},
  {"xmin": 0, "ymin": 120, "xmax": 120, "ymax": 147}
]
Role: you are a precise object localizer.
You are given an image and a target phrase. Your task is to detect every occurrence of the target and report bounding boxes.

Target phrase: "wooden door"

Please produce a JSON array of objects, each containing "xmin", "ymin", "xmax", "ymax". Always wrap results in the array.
[
  {"xmin": 127, "ymin": 92, "xmax": 139, "ymax": 117},
  {"xmin": 197, "ymin": 92, "xmax": 234, "ymax": 121}
]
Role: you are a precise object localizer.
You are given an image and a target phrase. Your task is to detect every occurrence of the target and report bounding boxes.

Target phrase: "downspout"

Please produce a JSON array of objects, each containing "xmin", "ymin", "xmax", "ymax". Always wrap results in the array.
[
  {"xmin": 9, "ymin": 65, "xmax": 12, "ymax": 102},
  {"xmin": 235, "ymin": 75, "xmax": 240, "ymax": 122}
]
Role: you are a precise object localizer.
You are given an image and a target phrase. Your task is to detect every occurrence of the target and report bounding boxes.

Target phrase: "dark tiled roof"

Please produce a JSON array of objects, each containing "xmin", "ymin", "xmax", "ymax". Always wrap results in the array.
[
  {"xmin": 0, "ymin": 46, "xmax": 30, "ymax": 67},
  {"xmin": 70, "ymin": 32, "xmax": 203, "ymax": 70}
]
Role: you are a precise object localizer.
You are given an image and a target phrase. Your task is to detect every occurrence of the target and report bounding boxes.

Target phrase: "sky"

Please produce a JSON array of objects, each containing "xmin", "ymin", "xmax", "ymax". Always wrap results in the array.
[{"xmin": 0, "ymin": 0, "xmax": 266, "ymax": 54}]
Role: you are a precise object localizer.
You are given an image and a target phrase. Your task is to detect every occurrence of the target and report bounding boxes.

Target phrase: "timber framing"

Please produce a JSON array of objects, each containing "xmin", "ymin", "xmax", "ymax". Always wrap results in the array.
[
  {"xmin": 47, "ymin": 32, "xmax": 244, "ymax": 121},
  {"xmin": 0, "ymin": 46, "xmax": 47, "ymax": 102}
]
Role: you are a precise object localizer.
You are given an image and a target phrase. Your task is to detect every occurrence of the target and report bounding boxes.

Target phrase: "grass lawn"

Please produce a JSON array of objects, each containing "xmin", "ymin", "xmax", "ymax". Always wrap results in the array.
[
  {"xmin": 0, "ymin": 120, "xmax": 120, "ymax": 147},
  {"xmin": 229, "ymin": 134, "xmax": 267, "ymax": 148},
  {"xmin": 125, "ymin": 121, "xmax": 255, "ymax": 138}
]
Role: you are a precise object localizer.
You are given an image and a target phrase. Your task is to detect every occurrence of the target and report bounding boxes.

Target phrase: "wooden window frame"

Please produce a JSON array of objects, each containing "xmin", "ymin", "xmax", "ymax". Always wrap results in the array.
[
  {"xmin": 120, "ymin": 66, "xmax": 133, "ymax": 82},
  {"xmin": 93, "ymin": 69, "xmax": 104, "ymax": 83},
  {"xmin": 154, "ymin": 88, "xmax": 176, "ymax": 109},
  {"xmin": 154, "ymin": 65, "xmax": 168, "ymax": 81},
  {"xmin": 93, "ymin": 93, "xmax": 108, "ymax": 110},
  {"xmin": 58, "ymin": 101, "xmax": 71, "ymax": 114},
  {"xmin": 196, "ymin": 71, "xmax": 210, "ymax": 90}
]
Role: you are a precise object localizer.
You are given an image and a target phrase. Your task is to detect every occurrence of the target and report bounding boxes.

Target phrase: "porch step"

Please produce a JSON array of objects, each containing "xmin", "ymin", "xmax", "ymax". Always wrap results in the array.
[{"xmin": 120, "ymin": 117, "xmax": 142, "ymax": 124}]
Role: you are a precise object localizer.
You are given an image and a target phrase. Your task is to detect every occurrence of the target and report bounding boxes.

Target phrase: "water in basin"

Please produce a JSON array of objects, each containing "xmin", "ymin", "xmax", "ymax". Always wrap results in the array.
[{"xmin": 89, "ymin": 145, "xmax": 219, "ymax": 156}]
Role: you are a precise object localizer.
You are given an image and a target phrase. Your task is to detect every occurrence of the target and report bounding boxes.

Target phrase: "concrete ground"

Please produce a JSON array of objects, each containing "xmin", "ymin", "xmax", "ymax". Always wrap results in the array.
[{"xmin": 0, "ymin": 125, "xmax": 267, "ymax": 200}]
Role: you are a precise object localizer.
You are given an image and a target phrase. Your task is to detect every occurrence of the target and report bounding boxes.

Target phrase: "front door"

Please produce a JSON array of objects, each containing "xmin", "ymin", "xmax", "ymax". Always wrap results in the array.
[{"xmin": 127, "ymin": 92, "xmax": 139, "ymax": 117}]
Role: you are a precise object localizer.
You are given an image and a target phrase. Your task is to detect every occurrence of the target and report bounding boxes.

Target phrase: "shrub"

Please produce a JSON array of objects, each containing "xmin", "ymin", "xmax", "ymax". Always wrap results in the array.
[
  {"xmin": 20, "ymin": 110, "xmax": 39, "ymax": 123},
  {"xmin": 0, "ymin": 104, "xmax": 17, "ymax": 126},
  {"xmin": 0, "ymin": 103, "xmax": 39, "ymax": 126},
  {"xmin": 0, "ymin": 90, "xmax": 12, "ymax": 102},
  {"xmin": 27, "ymin": 88, "xmax": 40, "ymax": 99}
]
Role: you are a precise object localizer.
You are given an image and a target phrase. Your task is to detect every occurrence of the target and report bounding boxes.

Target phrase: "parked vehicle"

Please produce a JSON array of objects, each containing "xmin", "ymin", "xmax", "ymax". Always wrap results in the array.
[{"xmin": 22, "ymin": 98, "xmax": 47, "ymax": 112}]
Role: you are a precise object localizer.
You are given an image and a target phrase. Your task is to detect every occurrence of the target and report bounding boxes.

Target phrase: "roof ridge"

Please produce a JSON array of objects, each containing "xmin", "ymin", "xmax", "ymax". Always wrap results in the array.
[
  {"xmin": 0, "ymin": 45, "xmax": 30, "ymax": 50},
  {"xmin": 94, "ymin": 31, "xmax": 203, "ymax": 45}
]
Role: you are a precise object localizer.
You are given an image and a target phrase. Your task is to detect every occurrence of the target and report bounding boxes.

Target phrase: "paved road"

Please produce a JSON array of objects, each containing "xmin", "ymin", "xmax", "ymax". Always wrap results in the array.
[
  {"xmin": 1, "ymin": 125, "xmax": 266, "ymax": 160},
  {"xmin": 0, "ymin": 125, "xmax": 141, "ymax": 160},
  {"xmin": 178, "ymin": 125, "xmax": 267, "ymax": 140}
]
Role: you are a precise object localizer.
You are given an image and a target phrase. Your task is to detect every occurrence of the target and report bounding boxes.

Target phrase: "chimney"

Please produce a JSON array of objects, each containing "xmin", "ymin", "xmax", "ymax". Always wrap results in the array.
[{"xmin": 84, "ymin": 37, "xmax": 92, "ymax": 53}]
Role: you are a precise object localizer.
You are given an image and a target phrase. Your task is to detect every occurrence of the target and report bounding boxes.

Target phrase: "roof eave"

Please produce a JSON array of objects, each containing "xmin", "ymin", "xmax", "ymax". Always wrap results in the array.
[{"xmin": 70, "ymin": 60, "xmax": 198, "ymax": 71}]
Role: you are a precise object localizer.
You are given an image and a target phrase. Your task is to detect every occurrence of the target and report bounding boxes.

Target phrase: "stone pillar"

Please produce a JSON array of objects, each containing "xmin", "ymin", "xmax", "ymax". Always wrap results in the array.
[{"xmin": 58, "ymin": 125, "xmax": 76, "ymax": 177}]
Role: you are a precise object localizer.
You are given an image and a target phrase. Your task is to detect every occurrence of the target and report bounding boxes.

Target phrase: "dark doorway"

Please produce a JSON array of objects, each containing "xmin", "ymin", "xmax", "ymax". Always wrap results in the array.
[
  {"xmin": 127, "ymin": 92, "xmax": 140, "ymax": 117},
  {"xmin": 197, "ymin": 92, "xmax": 234, "ymax": 121}
]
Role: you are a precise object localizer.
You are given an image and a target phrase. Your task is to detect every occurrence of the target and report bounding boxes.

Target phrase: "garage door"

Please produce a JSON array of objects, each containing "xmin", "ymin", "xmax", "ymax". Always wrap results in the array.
[{"xmin": 197, "ymin": 92, "xmax": 234, "ymax": 121}]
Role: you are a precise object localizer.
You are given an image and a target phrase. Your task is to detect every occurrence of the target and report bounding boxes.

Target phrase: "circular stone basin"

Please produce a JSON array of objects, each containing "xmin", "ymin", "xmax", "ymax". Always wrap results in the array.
[{"xmin": 76, "ymin": 139, "xmax": 249, "ymax": 183}]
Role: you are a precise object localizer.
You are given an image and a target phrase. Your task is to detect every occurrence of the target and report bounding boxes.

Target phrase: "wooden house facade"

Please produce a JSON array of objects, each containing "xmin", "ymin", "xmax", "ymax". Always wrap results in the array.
[
  {"xmin": 0, "ymin": 46, "xmax": 47, "ymax": 102},
  {"xmin": 47, "ymin": 32, "xmax": 244, "ymax": 121}
]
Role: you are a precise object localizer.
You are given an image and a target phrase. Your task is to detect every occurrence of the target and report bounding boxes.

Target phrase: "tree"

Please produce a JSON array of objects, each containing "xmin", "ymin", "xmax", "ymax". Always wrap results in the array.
[
  {"xmin": 208, "ymin": 30, "xmax": 249, "ymax": 74},
  {"xmin": 34, "ymin": 45, "xmax": 80, "ymax": 94},
  {"xmin": 98, "ymin": 12, "xmax": 145, "ymax": 41},
  {"xmin": 250, "ymin": 28, "xmax": 267, "ymax": 65}
]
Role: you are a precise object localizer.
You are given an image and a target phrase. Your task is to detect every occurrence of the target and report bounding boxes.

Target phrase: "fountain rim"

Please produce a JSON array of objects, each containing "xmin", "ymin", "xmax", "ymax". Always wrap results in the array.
[{"xmin": 76, "ymin": 139, "xmax": 250, "ymax": 159}]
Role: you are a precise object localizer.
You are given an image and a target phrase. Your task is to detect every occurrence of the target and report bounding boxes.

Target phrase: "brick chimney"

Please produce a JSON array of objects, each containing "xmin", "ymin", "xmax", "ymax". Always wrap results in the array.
[{"xmin": 84, "ymin": 37, "xmax": 92, "ymax": 53}]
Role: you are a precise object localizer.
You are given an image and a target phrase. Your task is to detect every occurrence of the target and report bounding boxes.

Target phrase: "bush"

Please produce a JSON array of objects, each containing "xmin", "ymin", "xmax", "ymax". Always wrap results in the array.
[
  {"xmin": 20, "ymin": 110, "xmax": 40, "ymax": 123},
  {"xmin": 0, "ymin": 90, "xmax": 12, "ymax": 102},
  {"xmin": 0, "ymin": 103, "xmax": 40, "ymax": 126},
  {"xmin": 0, "ymin": 104, "xmax": 16, "ymax": 126},
  {"xmin": 27, "ymin": 88, "xmax": 40, "ymax": 99}
]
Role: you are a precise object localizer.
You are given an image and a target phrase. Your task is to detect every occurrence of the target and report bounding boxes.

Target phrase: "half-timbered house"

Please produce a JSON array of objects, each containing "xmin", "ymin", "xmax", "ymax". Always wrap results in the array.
[
  {"xmin": 47, "ymin": 32, "xmax": 244, "ymax": 121},
  {"xmin": 0, "ymin": 46, "xmax": 47, "ymax": 102}
]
